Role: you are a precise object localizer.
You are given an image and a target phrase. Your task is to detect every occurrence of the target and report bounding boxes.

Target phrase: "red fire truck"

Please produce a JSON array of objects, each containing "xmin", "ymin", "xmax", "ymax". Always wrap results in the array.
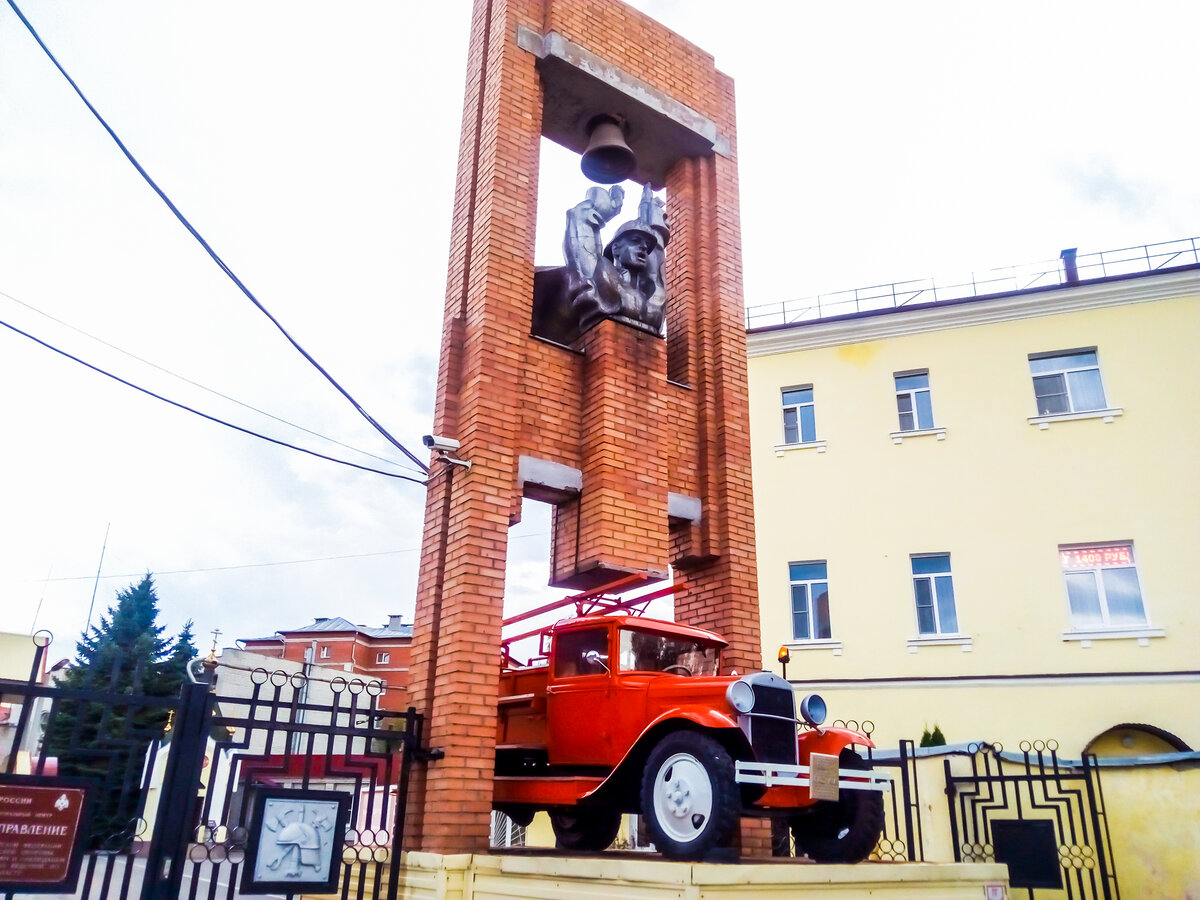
[{"xmin": 493, "ymin": 582, "xmax": 888, "ymax": 861}]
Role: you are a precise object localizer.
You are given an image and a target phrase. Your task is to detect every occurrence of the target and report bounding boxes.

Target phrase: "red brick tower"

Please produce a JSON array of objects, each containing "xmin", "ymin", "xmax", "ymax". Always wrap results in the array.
[{"xmin": 405, "ymin": 0, "xmax": 758, "ymax": 852}]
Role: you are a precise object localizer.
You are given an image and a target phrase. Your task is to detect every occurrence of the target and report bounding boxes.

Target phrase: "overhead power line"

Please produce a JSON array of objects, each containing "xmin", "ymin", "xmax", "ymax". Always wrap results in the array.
[
  {"xmin": 6, "ymin": 0, "xmax": 429, "ymax": 474},
  {"xmin": 36, "ymin": 547, "xmax": 423, "ymax": 582},
  {"xmin": 0, "ymin": 315, "xmax": 428, "ymax": 485},
  {"xmin": 0, "ymin": 288, "xmax": 424, "ymax": 477},
  {"xmin": 29, "ymin": 527, "xmax": 551, "ymax": 582}
]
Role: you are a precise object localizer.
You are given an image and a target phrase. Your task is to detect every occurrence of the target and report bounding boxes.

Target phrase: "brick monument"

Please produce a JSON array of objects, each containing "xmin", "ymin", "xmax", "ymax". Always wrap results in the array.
[{"xmin": 406, "ymin": 0, "xmax": 758, "ymax": 852}]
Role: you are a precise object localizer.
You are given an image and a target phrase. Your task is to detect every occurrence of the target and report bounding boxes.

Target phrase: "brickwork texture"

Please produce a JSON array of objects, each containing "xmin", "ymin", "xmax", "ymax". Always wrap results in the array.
[{"xmin": 405, "ymin": 0, "xmax": 761, "ymax": 854}]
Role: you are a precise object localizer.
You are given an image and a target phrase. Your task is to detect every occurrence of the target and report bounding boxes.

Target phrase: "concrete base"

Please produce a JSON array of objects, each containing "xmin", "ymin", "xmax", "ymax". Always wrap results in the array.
[{"xmin": 327, "ymin": 852, "xmax": 1010, "ymax": 900}]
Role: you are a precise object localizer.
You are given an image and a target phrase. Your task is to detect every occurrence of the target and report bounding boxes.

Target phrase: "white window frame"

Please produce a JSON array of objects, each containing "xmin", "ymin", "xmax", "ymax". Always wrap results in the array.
[
  {"xmin": 1028, "ymin": 348, "xmax": 1107, "ymax": 416},
  {"xmin": 781, "ymin": 385, "xmax": 817, "ymax": 445},
  {"xmin": 910, "ymin": 554, "xmax": 962, "ymax": 638},
  {"xmin": 788, "ymin": 560, "xmax": 832, "ymax": 643},
  {"xmin": 894, "ymin": 370, "xmax": 935, "ymax": 432},
  {"xmin": 376, "ymin": 651, "xmax": 390, "ymax": 664},
  {"xmin": 1059, "ymin": 542, "xmax": 1160, "ymax": 641},
  {"xmin": 319, "ymin": 645, "xmax": 331, "ymax": 659}
]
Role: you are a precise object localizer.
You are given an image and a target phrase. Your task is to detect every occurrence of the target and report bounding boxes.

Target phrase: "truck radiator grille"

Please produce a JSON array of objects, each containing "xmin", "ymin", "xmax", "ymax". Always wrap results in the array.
[{"xmin": 748, "ymin": 684, "xmax": 797, "ymax": 764}]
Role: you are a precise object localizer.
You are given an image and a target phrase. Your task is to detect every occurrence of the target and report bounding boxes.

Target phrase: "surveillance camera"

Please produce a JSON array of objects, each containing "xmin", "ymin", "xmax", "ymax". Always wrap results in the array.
[{"xmin": 422, "ymin": 434, "xmax": 461, "ymax": 453}]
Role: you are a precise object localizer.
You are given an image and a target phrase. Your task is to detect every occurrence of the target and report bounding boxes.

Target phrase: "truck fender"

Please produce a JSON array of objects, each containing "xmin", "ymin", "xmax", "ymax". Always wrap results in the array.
[
  {"xmin": 797, "ymin": 726, "xmax": 875, "ymax": 761},
  {"xmin": 581, "ymin": 708, "xmax": 745, "ymax": 804},
  {"xmin": 639, "ymin": 707, "xmax": 741, "ymax": 738}
]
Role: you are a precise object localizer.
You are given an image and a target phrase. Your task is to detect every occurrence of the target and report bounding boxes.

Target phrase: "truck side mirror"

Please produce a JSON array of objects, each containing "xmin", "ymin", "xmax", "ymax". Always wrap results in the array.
[{"xmin": 583, "ymin": 649, "xmax": 610, "ymax": 673}]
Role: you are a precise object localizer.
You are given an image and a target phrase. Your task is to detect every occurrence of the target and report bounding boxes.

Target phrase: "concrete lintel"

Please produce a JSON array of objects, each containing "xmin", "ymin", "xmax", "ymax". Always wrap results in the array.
[
  {"xmin": 516, "ymin": 25, "xmax": 731, "ymax": 187},
  {"xmin": 667, "ymin": 492, "xmax": 702, "ymax": 524},
  {"xmin": 519, "ymin": 455, "xmax": 582, "ymax": 504}
]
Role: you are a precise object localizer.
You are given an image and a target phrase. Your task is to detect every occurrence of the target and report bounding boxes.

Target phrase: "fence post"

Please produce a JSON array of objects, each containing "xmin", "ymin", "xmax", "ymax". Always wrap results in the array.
[
  {"xmin": 140, "ymin": 679, "xmax": 211, "ymax": 900},
  {"xmin": 1081, "ymin": 753, "xmax": 1116, "ymax": 900},
  {"xmin": 3, "ymin": 637, "xmax": 49, "ymax": 775},
  {"xmin": 897, "ymin": 740, "xmax": 917, "ymax": 861},
  {"xmin": 944, "ymin": 757, "xmax": 963, "ymax": 862}
]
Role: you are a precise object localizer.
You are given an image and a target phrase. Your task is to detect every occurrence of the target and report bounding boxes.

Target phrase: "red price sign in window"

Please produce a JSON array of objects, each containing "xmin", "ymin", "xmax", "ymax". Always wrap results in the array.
[{"xmin": 1061, "ymin": 545, "xmax": 1133, "ymax": 569}]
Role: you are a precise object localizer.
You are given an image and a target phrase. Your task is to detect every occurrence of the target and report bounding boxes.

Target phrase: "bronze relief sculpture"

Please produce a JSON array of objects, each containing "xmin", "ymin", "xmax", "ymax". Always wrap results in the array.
[{"xmin": 533, "ymin": 184, "xmax": 669, "ymax": 345}]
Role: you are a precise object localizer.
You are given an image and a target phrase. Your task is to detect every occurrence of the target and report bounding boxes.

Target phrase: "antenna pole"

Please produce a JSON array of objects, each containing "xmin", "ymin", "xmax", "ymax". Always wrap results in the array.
[{"xmin": 84, "ymin": 523, "xmax": 111, "ymax": 634}]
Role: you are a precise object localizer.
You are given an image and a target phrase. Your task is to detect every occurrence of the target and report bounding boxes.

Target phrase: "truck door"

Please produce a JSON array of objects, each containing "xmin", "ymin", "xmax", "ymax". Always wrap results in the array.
[{"xmin": 546, "ymin": 626, "xmax": 614, "ymax": 765}]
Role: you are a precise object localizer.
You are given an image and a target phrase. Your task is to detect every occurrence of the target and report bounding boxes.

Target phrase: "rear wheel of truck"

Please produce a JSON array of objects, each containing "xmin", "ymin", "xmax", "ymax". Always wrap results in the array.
[
  {"xmin": 788, "ymin": 748, "xmax": 884, "ymax": 863},
  {"xmin": 641, "ymin": 732, "xmax": 739, "ymax": 860},
  {"xmin": 549, "ymin": 807, "xmax": 622, "ymax": 851}
]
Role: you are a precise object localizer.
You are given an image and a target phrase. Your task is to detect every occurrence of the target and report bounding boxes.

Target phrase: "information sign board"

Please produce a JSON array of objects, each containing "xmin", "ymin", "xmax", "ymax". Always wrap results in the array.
[{"xmin": 0, "ymin": 774, "xmax": 90, "ymax": 893}]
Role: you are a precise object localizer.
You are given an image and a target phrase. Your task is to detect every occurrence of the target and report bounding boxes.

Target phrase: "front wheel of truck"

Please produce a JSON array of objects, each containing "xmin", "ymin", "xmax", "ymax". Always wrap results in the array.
[
  {"xmin": 549, "ymin": 807, "xmax": 622, "ymax": 851},
  {"xmin": 641, "ymin": 732, "xmax": 739, "ymax": 860},
  {"xmin": 788, "ymin": 748, "xmax": 884, "ymax": 863}
]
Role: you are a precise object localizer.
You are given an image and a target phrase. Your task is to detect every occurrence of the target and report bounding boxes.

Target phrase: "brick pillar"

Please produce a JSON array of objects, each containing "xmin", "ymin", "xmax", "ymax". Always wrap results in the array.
[
  {"xmin": 407, "ymin": 0, "xmax": 761, "ymax": 856},
  {"xmin": 404, "ymin": 0, "xmax": 541, "ymax": 853},
  {"xmin": 665, "ymin": 144, "xmax": 760, "ymax": 676},
  {"xmin": 551, "ymin": 319, "xmax": 671, "ymax": 587}
]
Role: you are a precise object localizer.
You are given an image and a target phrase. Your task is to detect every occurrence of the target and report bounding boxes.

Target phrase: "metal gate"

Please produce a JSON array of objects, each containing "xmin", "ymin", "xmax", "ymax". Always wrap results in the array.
[
  {"xmin": 945, "ymin": 741, "xmax": 1119, "ymax": 900},
  {"xmin": 867, "ymin": 737, "xmax": 925, "ymax": 862},
  {"xmin": 1, "ymin": 638, "xmax": 420, "ymax": 899}
]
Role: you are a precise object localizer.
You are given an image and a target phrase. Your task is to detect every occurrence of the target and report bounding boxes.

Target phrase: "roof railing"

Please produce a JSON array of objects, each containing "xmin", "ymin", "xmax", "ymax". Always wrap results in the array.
[{"xmin": 744, "ymin": 236, "xmax": 1200, "ymax": 329}]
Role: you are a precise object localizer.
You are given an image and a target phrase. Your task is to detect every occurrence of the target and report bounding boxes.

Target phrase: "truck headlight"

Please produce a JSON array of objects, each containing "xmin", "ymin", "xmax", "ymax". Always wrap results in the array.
[
  {"xmin": 799, "ymin": 693, "xmax": 827, "ymax": 727},
  {"xmin": 726, "ymin": 680, "xmax": 755, "ymax": 713}
]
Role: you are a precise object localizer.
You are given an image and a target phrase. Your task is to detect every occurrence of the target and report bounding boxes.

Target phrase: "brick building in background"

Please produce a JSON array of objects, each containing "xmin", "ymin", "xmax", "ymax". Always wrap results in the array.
[{"xmin": 239, "ymin": 615, "xmax": 411, "ymax": 711}]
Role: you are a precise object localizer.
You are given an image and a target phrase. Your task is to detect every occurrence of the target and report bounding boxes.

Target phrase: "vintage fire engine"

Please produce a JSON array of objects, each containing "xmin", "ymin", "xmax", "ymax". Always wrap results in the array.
[{"xmin": 493, "ymin": 582, "xmax": 889, "ymax": 861}]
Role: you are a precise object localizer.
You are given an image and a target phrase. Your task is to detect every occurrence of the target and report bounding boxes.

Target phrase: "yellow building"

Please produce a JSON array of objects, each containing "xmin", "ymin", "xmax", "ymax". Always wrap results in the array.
[{"xmin": 747, "ymin": 243, "xmax": 1199, "ymax": 757}]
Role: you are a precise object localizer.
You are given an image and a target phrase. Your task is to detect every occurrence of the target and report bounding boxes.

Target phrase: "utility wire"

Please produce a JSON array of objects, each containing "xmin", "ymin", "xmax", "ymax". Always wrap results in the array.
[
  {"xmin": 29, "ymin": 528, "xmax": 552, "ymax": 583},
  {"xmin": 6, "ymin": 0, "xmax": 429, "ymax": 474},
  {"xmin": 0, "ymin": 288, "xmax": 424, "ymax": 477},
  {"xmin": 37, "ymin": 548, "xmax": 422, "ymax": 581},
  {"xmin": 0, "ymin": 315, "xmax": 427, "ymax": 485}
]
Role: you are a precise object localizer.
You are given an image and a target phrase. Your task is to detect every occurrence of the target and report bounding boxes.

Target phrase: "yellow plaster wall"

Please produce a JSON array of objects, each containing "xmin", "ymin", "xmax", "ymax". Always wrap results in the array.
[
  {"xmin": 887, "ymin": 750, "xmax": 1200, "ymax": 899},
  {"xmin": 815, "ymin": 681, "xmax": 1200, "ymax": 757},
  {"xmin": 0, "ymin": 631, "xmax": 38, "ymax": 681},
  {"xmin": 748, "ymin": 289, "xmax": 1200, "ymax": 753},
  {"xmin": 1098, "ymin": 764, "xmax": 1200, "ymax": 899}
]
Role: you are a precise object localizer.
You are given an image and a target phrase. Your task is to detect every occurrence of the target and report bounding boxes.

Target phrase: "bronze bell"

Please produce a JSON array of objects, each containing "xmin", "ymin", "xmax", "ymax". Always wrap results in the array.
[{"xmin": 580, "ymin": 114, "xmax": 636, "ymax": 184}]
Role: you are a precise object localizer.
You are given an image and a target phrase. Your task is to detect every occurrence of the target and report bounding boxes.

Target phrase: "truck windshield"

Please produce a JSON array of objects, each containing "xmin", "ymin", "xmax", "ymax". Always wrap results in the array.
[{"xmin": 618, "ymin": 628, "xmax": 721, "ymax": 676}]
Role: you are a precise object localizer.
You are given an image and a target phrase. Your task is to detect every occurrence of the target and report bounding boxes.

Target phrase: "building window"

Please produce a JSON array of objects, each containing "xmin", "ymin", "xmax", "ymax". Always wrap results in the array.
[
  {"xmin": 782, "ymin": 386, "xmax": 816, "ymax": 444},
  {"xmin": 895, "ymin": 371, "xmax": 934, "ymax": 431},
  {"xmin": 1029, "ymin": 350, "xmax": 1106, "ymax": 415},
  {"xmin": 911, "ymin": 555, "xmax": 958, "ymax": 635},
  {"xmin": 376, "ymin": 651, "xmax": 390, "ymax": 664},
  {"xmin": 319, "ymin": 645, "xmax": 330, "ymax": 659},
  {"xmin": 1061, "ymin": 543, "xmax": 1147, "ymax": 629},
  {"xmin": 789, "ymin": 561, "xmax": 831, "ymax": 640}
]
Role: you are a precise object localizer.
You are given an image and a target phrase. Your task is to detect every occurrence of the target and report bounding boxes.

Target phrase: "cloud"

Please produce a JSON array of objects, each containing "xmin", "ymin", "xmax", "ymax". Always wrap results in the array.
[{"xmin": 1058, "ymin": 157, "xmax": 1153, "ymax": 218}]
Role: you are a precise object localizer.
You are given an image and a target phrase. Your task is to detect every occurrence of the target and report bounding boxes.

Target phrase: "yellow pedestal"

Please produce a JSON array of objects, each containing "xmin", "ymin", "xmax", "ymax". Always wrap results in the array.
[{"xmin": 329, "ymin": 852, "xmax": 1011, "ymax": 900}]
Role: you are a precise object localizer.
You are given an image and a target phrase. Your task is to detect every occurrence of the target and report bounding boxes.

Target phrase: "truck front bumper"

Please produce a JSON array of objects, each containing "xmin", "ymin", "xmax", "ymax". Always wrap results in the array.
[{"xmin": 735, "ymin": 756, "xmax": 892, "ymax": 804}]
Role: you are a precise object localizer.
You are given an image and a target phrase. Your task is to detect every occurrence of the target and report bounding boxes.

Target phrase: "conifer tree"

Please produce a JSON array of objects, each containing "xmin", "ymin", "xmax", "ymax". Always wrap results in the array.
[{"xmin": 43, "ymin": 575, "xmax": 197, "ymax": 848}]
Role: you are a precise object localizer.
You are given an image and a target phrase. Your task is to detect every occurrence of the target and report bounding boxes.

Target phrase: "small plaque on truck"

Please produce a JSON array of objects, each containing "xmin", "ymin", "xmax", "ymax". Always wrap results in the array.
[{"xmin": 808, "ymin": 752, "xmax": 841, "ymax": 802}]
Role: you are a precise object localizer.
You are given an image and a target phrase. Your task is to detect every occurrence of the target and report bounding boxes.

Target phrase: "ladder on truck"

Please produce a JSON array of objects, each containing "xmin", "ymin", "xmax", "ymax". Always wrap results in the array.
[{"xmin": 500, "ymin": 573, "xmax": 680, "ymax": 667}]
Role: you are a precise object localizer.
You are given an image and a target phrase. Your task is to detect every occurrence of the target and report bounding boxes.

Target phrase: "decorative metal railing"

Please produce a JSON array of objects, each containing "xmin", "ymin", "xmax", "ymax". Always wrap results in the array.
[
  {"xmin": 0, "ymin": 634, "xmax": 421, "ymax": 900},
  {"xmin": 745, "ymin": 236, "xmax": 1200, "ymax": 328}
]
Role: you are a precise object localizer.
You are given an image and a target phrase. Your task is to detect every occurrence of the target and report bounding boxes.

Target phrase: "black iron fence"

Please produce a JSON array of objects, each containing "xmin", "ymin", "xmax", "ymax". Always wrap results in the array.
[
  {"xmin": 945, "ymin": 741, "xmax": 1118, "ymax": 900},
  {"xmin": 1, "ymin": 639, "xmax": 421, "ymax": 900},
  {"xmin": 766, "ymin": 730, "xmax": 1120, "ymax": 898},
  {"xmin": 864, "ymin": 737, "xmax": 924, "ymax": 862}
]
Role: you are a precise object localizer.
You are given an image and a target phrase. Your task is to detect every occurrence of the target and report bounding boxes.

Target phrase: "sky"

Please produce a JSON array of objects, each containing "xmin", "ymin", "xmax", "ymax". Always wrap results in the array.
[{"xmin": 1, "ymin": 0, "xmax": 1196, "ymax": 664}]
